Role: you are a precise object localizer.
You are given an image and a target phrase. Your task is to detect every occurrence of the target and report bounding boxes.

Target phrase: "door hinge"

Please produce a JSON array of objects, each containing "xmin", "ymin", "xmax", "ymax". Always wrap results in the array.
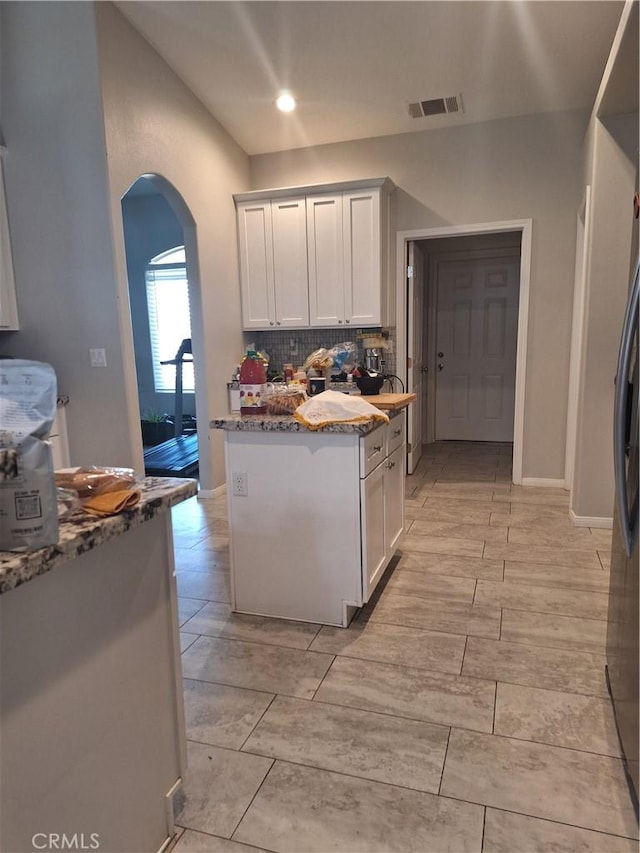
[
  {"xmin": 406, "ymin": 356, "xmax": 413, "ymax": 368},
  {"xmin": 407, "ymin": 265, "xmax": 414, "ymax": 278},
  {"xmin": 407, "ymin": 442, "xmax": 412, "ymax": 453}
]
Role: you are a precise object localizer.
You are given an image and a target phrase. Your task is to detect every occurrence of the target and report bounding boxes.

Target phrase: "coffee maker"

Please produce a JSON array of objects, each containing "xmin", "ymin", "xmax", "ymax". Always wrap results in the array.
[
  {"xmin": 364, "ymin": 347, "xmax": 384, "ymax": 373},
  {"xmin": 356, "ymin": 338, "xmax": 387, "ymax": 395}
]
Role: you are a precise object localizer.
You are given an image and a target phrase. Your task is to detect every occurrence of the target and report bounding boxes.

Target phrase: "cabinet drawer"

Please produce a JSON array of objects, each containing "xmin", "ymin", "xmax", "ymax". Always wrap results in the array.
[
  {"xmin": 387, "ymin": 413, "xmax": 405, "ymax": 457},
  {"xmin": 360, "ymin": 424, "xmax": 387, "ymax": 478}
]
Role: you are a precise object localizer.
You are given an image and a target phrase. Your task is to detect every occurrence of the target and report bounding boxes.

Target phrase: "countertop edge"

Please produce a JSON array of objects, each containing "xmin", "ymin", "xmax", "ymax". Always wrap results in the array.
[
  {"xmin": 0, "ymin": 477, "xmax": 197, "ymax": 595},
  {"xmin": 211, "ymin": 394, "xmax": 414, "ymax": 432}
]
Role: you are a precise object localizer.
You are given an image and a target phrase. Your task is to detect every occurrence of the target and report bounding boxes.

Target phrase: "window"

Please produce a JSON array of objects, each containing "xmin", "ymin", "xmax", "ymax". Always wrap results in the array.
[{"xmin": 146, "ymin": 246, "xmax": 194, "ymax": 392}]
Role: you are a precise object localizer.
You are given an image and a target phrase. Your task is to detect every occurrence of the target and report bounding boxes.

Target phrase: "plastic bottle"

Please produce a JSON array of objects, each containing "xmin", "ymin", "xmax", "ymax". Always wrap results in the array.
[
  {"xmin": 283, "ymin": 363, "xmax": 294, "ymax": 383},
  {"xmin": 239, "ymin": 350, "xmax": 267, "ymax": 415}
]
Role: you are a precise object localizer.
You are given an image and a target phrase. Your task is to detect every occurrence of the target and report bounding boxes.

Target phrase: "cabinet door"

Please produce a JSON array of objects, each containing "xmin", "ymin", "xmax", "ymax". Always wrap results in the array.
[
  {"xmin": 343, "ymin": 189, "xmax": 381, "ymax": 327},
  {"xmin": 0, "ymin": 157, "xmax": 18, "ymax": 330},
  {"xmin": 307, "ymin": 194, "xmax": 345, "ymax": 327},
  {"xmin": 237, "ymin": 201, "xmax": 275, "ymax": 329},
  {"xmin": 271, "ymin": 197, "xmax": 309, "ymax": 327},
  {"xmin": 360, "ymin": 460, "xmax": 386, "ymax": 602},
  {"xmin": 384, "ymin": 444, "xmax": 405, "ymax": 559}
]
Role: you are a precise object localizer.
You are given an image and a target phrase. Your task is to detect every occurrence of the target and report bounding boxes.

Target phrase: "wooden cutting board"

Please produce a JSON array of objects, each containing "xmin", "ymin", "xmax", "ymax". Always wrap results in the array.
[{"xmin": 366, "ymin": 392, "xmax": 417, "ymax": 411}]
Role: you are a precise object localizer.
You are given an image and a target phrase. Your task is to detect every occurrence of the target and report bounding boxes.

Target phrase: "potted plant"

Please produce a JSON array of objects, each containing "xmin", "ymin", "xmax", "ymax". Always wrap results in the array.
[{"xmin": 141, "ymin": 410, "xmax": 174, "ymax": 447}]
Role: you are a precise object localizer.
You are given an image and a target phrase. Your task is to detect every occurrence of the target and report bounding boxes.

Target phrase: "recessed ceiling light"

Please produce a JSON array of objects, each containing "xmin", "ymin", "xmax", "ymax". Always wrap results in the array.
[{"xmin": 275, "ymin": 92, "xmax": 296, "ymax": 113}]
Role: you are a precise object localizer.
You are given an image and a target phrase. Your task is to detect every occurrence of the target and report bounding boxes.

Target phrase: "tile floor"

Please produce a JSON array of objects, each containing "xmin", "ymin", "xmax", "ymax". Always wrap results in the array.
[{"xmin": 168, "ymin": 441, "xmax": 638, "ymax": 853}]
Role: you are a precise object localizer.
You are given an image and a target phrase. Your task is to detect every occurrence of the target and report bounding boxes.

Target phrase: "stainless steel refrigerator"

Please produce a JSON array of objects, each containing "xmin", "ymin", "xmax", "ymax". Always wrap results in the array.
[{"xmin": 606, "ymin": 195, "xmax": 639, "ymax": 815}]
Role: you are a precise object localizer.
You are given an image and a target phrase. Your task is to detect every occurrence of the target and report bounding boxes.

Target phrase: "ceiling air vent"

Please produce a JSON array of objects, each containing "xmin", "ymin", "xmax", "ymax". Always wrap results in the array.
[{"xmin": 408, "ymin": 94, "xmax": 464, "ymax": 119}]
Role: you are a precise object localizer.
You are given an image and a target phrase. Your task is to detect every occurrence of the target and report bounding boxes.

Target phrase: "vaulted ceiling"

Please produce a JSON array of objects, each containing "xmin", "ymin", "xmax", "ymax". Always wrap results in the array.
[{"xmin": 117, "ymin": 1, "xmax": 625, "ymax": 155}]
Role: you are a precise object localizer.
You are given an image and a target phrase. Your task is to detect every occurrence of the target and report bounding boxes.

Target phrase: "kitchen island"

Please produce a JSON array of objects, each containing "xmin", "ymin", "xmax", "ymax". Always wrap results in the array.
[
  {"xmin": 0, "ymin": 477, "xmax": 196, "ymax": 853},
  {"xmin": 211, "ymin": 393, "xmax": 414, "ymax": 627}
]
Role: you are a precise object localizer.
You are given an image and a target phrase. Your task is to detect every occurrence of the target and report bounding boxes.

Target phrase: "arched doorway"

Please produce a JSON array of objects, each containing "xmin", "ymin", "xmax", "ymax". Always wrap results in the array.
[{"xmin": 121, "ymin": 174, "xmax": 210, "ymax": 487}]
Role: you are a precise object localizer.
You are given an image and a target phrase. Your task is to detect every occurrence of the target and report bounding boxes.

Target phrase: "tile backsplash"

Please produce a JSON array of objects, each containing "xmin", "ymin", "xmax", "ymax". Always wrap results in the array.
[{"xmin": 246, "ymin": 328, "xmax": 399, "ymax": 387}]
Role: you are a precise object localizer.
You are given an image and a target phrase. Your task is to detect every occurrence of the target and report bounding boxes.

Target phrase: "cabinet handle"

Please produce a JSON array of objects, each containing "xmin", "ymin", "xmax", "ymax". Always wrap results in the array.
[
  {"xmin": 372, "ymin": 444, "xmax": 383, "ymax": 452},
  {"xmin": 270, "ymin": 322, "xmax": 274, "ymax": 326},
  {"xmin": 276, "ymin": 321, "xmax": 281, "ymax": 325},
  {"xmin": 346, "ymin": 319, "xmax": 350, "ymax": 324},
  {"xmin": 338, "ymin": 320, "xmax": 343, "ymax": 324},
  {"xmin": 387, "ymin": 460, "xmax": 395, "ymax": 469},
  {"xmin": 393, "ymin": 428, "xmax": 402, "ymax": 437}
]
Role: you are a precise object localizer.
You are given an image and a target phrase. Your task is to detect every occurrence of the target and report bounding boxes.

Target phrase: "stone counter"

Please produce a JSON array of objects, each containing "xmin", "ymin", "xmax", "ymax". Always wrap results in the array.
[
  {"xmin": 211, "ymin": 392, "xmax": 415, "ymax": 434},
  {"xmin": 0, "ymin": 476, "xmax": 197, "ymax": 594},
  {"xmin": 210, "ymin": 413, "xmax": 387, "ymax": 434}
]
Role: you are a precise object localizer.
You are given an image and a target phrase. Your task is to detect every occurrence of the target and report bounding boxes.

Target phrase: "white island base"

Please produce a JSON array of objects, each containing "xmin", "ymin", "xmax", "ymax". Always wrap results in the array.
[
  {"xmin": 222, "ymin": 414, "xmax": 405, "ymax": 627},
  {"xmin": 0, "ymin": 497, "xmax": 190, "ymax": 853}
]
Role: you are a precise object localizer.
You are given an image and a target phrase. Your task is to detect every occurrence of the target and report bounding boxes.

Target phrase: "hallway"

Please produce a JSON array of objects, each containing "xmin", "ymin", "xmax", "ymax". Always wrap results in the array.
[{"xmin": 169, "ymin": 442, "xmax": 638, "ymax": 852}]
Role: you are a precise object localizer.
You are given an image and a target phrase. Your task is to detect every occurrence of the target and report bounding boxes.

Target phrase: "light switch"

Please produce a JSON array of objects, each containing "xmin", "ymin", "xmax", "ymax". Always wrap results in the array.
[{"xmin": 90, "ymin": 348, "xmax": 107, "ymax": 367}]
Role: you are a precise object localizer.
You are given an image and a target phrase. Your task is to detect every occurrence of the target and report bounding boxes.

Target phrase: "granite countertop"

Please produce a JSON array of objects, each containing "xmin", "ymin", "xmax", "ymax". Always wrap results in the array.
[
  {"xmin": 210, "ymin": 414, "xmax": 387, "ymax": 434},
  {"xmin": 211, "ymin": 393, "xmax": 415, "ymax": 434},
  {"xmin": 0, "ymin": 477, "xmax": 197, "ymax": 595}
]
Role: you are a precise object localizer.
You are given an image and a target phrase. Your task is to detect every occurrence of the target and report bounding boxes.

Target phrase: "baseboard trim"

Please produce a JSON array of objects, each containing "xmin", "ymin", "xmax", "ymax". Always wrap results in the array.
[
  {"xmin": 569, "ymin": 510, "xmax": 613, "ymax": 529},
  {"xmin": 520, "ymin": 477, "xmax": 567, "ymax": 489},
  {"xmin": 197, "ymin": 485, "xmax": 226, "ymax": 500}
]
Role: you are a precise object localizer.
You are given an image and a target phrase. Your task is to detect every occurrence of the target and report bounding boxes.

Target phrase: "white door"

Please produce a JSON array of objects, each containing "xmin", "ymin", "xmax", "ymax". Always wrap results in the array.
[
  {"xmin": 407, "ymin": 241, "xmax": 425, "ymax": 472},
  {"xmin": 435, "ymin": 257, "xmax": 520, "ymax": 442}
]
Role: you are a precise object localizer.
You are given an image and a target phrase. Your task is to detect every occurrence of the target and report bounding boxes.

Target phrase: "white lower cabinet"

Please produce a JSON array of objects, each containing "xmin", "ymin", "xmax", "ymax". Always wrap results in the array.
[
  {"xmin": 360, "ymin": 418, "xmax": 406, "ymax": 602},
  {"xmin": 224, "ymin": 414, "xmax": 405, "ymax": 626},
  {"xmin": 360, "ymin": 458, "xmax": 386, "ymax": 601}
]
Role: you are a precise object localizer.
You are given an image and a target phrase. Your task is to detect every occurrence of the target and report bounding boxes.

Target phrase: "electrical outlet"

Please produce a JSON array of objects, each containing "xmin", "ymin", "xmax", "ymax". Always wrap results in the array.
[
  {"xmin": 232, "ymin": 471, "xmax": 248, "ymax": 497},
  {"xmin": 289, "ymin": 337, "xmax": 298, "ymax": 356}
]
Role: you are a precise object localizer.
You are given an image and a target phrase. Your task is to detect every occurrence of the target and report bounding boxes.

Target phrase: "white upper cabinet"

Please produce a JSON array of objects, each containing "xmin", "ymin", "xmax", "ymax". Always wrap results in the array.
[
  {"xmin": 0, "ymin": 154, "xmax": 19, "ymax": 330},
  {"xmin": 237, "ymin": 201, "xmax": 275, "ymax": 329},
  {"xmin": 307, "ymin": 194, "xmax": 344, "ymax": 327},
  {"xmin": 271, "ymin": 197, "xmax": 309, "ymax": 327},
  {"xmin": 235, "ymin": 178, "xmax": 393, "ymax": 331},
  {"xmin": 237, "ymin": 197, "xmax": 309, "ymax": 330},
  {"xmin": 343, "ymin": 188, "xmax": 382, "ymax": 327}
]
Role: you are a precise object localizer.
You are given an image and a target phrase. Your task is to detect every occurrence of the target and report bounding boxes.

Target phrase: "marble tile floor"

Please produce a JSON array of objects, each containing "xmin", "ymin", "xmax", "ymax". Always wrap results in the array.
[{"xmin": 168, "ymin": 441, "xmax": 637, "ymax": 853}]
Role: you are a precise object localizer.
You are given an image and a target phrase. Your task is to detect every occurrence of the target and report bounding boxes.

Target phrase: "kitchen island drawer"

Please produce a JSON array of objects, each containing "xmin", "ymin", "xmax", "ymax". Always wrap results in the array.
[
  {"xmin": 360, "ymin": 423, "xmax": 387, "ymax": 478},
  {"xmin": 387, "ymin": 412, "xmax": 405, "ymax": 456}
]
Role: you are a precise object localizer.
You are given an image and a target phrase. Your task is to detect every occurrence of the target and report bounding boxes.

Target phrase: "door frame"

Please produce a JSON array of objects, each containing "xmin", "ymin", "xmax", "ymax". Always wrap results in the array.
[
  {"xmin": 565, "ymin": 187, "xmax": 592, "ymax": 491},
  {"xmin": 396, "ymin": 219, "xmax": 532, "ymax": 485}
]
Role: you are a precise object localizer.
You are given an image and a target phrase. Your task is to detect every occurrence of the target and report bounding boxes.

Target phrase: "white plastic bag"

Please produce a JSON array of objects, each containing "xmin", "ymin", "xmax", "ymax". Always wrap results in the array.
[{"xmin": 0, "ymin": 360, "xmax": 58, "ymax": 551}]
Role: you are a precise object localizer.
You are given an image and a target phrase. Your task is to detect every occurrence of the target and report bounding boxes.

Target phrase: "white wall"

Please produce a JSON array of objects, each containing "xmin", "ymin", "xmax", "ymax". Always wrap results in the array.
[
  {"xmin": 0, "ymin": 2, "xmax": 249, "ymax": 487},
  {"xmin": 570, "ymin": 0, "xmax": 638, "ymax": 522},
  {"xmin": 0, "ymin": 2, "xmax": 131, "ymax": 467},
  {"xmin": 95, "ymin": 2, "xmax": 248, "ymax": 488},
  {"xmin": 251, "ymin": 111, "xmax": 587, "ymax": 479},
  {"xmin": 571, "ymin": 115, "xmax": 637, "ymax": 520}
]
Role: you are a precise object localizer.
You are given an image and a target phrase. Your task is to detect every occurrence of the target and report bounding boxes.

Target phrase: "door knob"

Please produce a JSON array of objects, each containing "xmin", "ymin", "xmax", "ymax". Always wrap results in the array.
[
  {"xmin": 421, "ymin": 366, "xmax": 429, "ymax": 374},
  {"xmin": 438, "ymin": 352, "xmax": 444, "ymax": 358},
  {"xmin": 437, "ymin": 363, "xmax": 444, "ymax": 371}
]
